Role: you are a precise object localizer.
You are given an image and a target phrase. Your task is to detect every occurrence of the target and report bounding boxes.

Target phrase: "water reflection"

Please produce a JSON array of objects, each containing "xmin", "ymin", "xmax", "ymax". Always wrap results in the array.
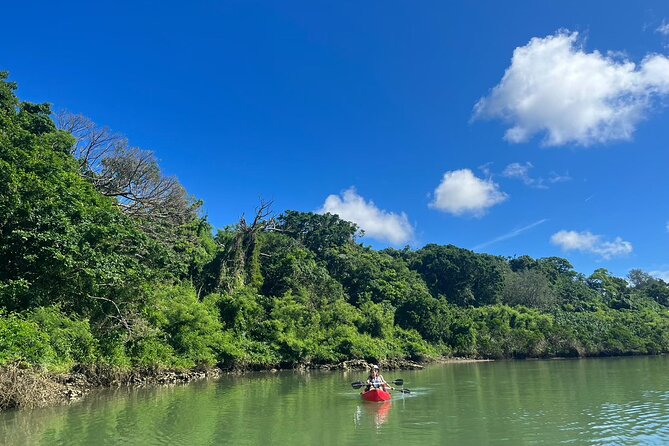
[
  {"xmin": 354, "ymin": 401, "xmax": 392, "ymax": 429},
  {"xmin": 3, "ymin": 358, "xmax": 669, "ymax": 445}
]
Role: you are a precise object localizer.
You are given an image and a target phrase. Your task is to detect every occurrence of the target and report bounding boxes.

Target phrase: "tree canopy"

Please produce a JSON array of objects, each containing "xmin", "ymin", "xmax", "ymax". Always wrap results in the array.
[{"xmin": 2, "ymin": 71, "xmax": 669, "ymax": 374}]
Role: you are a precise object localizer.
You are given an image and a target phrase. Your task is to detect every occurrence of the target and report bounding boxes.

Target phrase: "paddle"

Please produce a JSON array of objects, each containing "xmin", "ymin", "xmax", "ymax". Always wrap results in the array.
[
  {"xmin": 391, "ymin": 380, "xmax": 411, "ymax": 394},
  {"xmin": 350, "ymin": 379, "xmax": 411, "ymax": 393}
]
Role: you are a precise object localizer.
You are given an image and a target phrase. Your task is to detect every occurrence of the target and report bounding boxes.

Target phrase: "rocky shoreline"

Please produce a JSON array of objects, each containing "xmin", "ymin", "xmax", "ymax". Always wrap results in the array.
[
  {"xmin": 0, "ymin": 357, "xmax": 457, "ymax": 411},
  {"xmin": 293, "ymin": 358, "xmax": 426, "ymax": 372}
]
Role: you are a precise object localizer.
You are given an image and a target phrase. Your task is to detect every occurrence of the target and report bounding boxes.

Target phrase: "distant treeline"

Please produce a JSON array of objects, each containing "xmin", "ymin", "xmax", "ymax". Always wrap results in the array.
[{"xmin": 2, "ymin": 71, "xmax": 669, "ymax": 375}]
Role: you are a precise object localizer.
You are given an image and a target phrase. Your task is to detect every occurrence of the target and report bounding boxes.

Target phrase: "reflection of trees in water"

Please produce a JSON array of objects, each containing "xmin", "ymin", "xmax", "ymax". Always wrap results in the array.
[
  {"xmin": 1, "ymin": 383, "xmax": 225, "ymax": 445},
  {"xmin": 0, "ymin": 404, "xmax": 61, "ymax": 446},
  {"xmin": 0, "ymin": 371, "xmax": 371, "ymax": 445},
  {"xmin": 6, "ymin": 360, "xmax": 669, "ymax": 444}
]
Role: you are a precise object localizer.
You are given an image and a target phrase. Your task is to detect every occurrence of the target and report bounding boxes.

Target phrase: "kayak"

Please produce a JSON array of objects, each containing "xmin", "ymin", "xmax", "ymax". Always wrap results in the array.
[{"xmin": 361, "ymin": 388, "xmax": 391, "ymax": 402}]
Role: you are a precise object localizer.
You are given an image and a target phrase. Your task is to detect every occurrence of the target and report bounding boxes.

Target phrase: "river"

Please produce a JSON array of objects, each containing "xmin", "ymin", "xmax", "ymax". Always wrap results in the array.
[{"xmin": 2, "ymin": 356, "xmax": 669, "ymax": 445}]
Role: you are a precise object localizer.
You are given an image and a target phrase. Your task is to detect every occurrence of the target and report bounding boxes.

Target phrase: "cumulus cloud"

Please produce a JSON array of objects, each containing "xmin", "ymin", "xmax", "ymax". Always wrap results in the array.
[
  {"xmin": 430, "ymin": 169, "xmax": 507, "ymax": 216},
  {"xmin": 474, "ymin": 31, "xmax": 669, "ymax": 146},
  {"xmin": 550, "ymin": 230, "xmax": 633, "ymax": 259},
  {"xmin": 318, "ymin": 188, "xmax": 414, "ymax": 245}
]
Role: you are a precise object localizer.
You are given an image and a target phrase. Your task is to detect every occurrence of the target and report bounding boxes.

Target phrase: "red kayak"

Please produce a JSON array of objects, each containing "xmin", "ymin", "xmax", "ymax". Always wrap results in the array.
[{"xmin": 361, "ymin": 388, "xmax": 392, "ymax": 402}]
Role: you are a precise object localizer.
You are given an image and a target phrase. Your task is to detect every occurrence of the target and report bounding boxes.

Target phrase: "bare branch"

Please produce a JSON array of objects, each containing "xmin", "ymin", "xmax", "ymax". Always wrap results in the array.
[
  {"xmin": 88, "ymin": 294, "xmax": 133, "ymax": 338},
  {"xmin": 55, "ymin": 111, "xmax": 127, "ymax": 173}
]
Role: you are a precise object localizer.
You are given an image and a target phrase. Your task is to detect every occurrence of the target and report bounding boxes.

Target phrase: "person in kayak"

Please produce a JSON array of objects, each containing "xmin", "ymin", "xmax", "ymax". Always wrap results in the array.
[{"xmin": 365, "ymin": 365, "xmax": 394, "ymax": 392}]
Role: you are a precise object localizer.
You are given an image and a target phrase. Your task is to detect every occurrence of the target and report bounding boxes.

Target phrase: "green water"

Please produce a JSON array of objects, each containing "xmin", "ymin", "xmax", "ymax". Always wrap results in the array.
[{"xmin": 2, "ymin": 357, "xmax": 669, "ymax": 445}]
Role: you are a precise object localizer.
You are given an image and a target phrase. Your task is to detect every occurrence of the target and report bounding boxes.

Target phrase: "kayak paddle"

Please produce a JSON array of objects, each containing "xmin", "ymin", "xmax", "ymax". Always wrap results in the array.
[
  {"xmin": 392, "ymin": 378, "xmax": 411, "ymax": 393},
  {"xmin": 351, "ymin": 380, "xmax": 411, "ymax": 393}
]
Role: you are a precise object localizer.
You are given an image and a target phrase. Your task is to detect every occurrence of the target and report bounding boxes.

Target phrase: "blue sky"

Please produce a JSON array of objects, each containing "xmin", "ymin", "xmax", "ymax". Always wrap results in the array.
[{"xmin": 3, "ymin": 1, "xmax": 669, "ymax": 279}]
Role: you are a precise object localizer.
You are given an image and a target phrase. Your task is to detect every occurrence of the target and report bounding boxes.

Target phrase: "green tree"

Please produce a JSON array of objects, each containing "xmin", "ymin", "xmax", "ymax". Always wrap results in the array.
[
  {"xmin": 502, "ymin": 268, "xmax": 557, "ymax": 310},
  {"xmin": 277, "ymin": 211, "xmax": 360, "ymax": 255},
  {"xmin": 407, "ymin": 244, "xmax": 506, "ymax": 306},
  {"xmin": 0, "ymin": 73, "xmax": 158, "ymax": 327}
]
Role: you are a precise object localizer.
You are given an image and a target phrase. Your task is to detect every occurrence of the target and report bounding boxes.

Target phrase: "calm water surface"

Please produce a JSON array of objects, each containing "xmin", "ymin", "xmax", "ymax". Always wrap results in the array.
[{"xmin": 2, "ymin": 356, "xmax": 669, "ymax": 445}]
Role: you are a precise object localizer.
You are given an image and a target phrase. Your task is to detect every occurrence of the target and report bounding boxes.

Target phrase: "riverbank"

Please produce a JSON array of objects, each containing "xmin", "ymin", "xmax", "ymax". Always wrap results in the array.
[
  {"xmin": 0, "ymin": 357, "xmax": 452, "ymax": 411},
  {"xmin": 0, "ymin": 363, "xmax": 224, "ymax": 411},
  {"xmin": 3, "ymin": 353, "xmax": 660, "ymax": 412},
  {"xmin": 5, "ymin": 356, "xmax": 667, "ymax": 446}
]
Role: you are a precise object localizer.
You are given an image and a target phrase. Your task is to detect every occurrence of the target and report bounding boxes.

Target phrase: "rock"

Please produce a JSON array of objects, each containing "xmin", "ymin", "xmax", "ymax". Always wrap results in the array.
[
  {"xmin": 378, "ymin": 359, "xmax": 424, "ymax": 370},
  {"xmin": 340, "ymin": 360, "xmax": 370, "ymax": 370}
]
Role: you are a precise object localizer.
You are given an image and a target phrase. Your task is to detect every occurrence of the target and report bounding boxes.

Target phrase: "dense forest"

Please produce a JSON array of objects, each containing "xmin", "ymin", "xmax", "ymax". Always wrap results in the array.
[{"xmin": 2, "ymin": 71, "xmax": 669, "ymax": 377}]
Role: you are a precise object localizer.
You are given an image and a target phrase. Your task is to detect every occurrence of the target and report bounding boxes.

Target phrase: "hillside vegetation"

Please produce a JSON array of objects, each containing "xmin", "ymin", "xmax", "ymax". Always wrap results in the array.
[{"xmin": 2, "ymin": 72, "xmax": 669, "ymax": 378}]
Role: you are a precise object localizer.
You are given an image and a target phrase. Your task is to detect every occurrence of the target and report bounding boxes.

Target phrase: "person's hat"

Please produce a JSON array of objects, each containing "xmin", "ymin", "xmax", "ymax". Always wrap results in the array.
[{"xmin": 372, "ymin": 364, "xmax": 379, "ymax": 370}]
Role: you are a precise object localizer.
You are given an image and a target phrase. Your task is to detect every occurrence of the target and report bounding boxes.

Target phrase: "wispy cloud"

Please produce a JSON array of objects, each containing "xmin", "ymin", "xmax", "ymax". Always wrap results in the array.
[
  {"xmin": 548, "ymin": 172, "xmax": 571, "ymax": 184},
  {"xmin": 502, "ymin": 162, "xmax": 546, "ymax": 188},
  {"xmin": 658, "ymin": 21, "xmax": 669, "ymax": 36},
  {"xmin": 501, "ymin": 162, "xmax": 571, "ymax": 189},
  {"xmin": 478, "ymin": 162, "xmax": 494, "ymax": 178},
  {"xmin": 473, "ymin": 218, "xmax": 548, "ymax": 250}
]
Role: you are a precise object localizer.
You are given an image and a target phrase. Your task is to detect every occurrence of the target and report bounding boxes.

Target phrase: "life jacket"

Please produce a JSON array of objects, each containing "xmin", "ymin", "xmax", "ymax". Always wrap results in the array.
[{"xmin": 369, "ymin": 375, "xmax": 384, "ymax": 388}]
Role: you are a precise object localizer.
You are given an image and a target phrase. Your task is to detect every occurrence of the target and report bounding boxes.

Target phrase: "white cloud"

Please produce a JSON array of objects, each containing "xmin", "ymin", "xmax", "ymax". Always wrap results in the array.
[
  {"xmin": 666, "ymin": 221, "xmax": 669, "ymax": 232},
  {"xmin": 430, "ymin": 169, "xmax": 507, "ymax": 216},
  {"xmin": 478, "ymin": 162, "xmax": 493, "ymax": 177},
  {"xmin": 502, "ymin": 162, "xmax": 546, "ymax": 188},
  {"xmin": 474, "ymin": 31, "xmax": 669, "ymax": 146},
  {"xmin": 550, "ymin": 230, "xmax": 633, "ymax": 259},
  {"xmin": 658, "ymin": 22, "xmax": 669, "ymax": 36},
  {"xmin": 318, "ymin": 188, "xmax": 414, "ymax": 245},
  {"xmin": 502, "ymin": 162, "xmax": 571, "ymax": 188},
  {"xmin": 548, "ymin": 172, "xmax": 572, "ymax": 184},
  {"xmin": 503, "ymin": 162, "xmax": 534, "ymax": 181}
]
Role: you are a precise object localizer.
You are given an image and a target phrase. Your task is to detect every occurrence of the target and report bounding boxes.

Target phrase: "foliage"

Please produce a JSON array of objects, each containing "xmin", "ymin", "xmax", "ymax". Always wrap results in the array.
[
  {"xmin": 404, "ymin": 244, "xmax": 507, "ymax": 306},
  {"xmin": 27, "ymin": 307, "xmax": 98, "ymax": 367},
  {"xmin": 141, "ymin": 284, "xmax": 225, "ymax": 368},
  {"xmin": 277, "ymin": 210, "xmax": 360, "ymax": 255},
  {"xmin": 2, "ymin": 72, "xmax": 669, "ymax": 377},
  {"xmin": 502, "ymin": 268, "xmax": 557, "ymax": 310},
  {"xmin": 0, "ymin": 73, "xmax": 160, "ymax": 324},
  {"xmin": 0, "ymin": 312, "xmax": 54, "ymax": 366}
]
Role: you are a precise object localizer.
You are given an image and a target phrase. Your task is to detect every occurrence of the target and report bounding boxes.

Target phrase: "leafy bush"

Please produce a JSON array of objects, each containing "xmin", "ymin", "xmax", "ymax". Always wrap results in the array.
[
  {"xmin": 144, "ymin": 285, "xmax": 225, "ymax": 367},
  {"xmin": 0, "ymin": 312, "xmax": 54, "ymax": 366},
  {"xmin": 27, "ymin": 306, "xmax": 98, "ymax": 367}
]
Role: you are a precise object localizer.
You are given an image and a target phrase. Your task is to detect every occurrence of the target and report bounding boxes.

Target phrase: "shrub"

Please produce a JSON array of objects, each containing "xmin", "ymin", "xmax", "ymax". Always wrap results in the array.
[
  {"xmin": 0, "ymin": 312, "xmax": 54, "ymax": 366},
  {"xmin": 27, "ymin": 306, "xmax": 98, "ymax": 367},
  {"xmin": 145, "ymin": 284, "xmax": 225, "ymax": 367}
]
